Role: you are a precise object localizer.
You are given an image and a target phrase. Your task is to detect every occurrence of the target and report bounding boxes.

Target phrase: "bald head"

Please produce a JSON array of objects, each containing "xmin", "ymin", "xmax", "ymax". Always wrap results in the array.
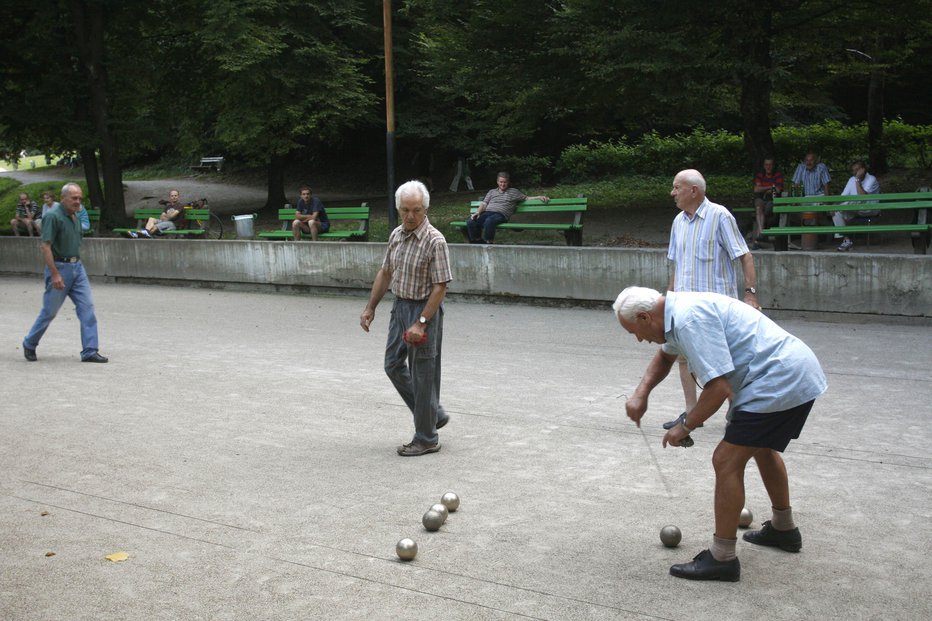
[{"xmin": 670, "ymin": 169, "xmax": 706, "ymax": 214}]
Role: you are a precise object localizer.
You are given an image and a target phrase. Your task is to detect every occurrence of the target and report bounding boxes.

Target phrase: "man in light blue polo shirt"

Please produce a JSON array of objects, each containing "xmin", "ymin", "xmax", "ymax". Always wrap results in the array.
[{"xmin": 616, "ymin": 286, "xmax": 827, "ymax": 582}]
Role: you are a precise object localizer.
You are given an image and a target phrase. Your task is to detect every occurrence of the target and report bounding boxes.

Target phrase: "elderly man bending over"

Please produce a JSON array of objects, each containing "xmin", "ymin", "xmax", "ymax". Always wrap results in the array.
[{"xmin": 616, "ymin": 286, "xmax": 826, "ymax": 582}]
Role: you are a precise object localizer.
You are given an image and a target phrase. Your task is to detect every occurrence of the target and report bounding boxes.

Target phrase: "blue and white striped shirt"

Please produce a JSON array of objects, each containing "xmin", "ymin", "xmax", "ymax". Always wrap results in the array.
[
  {"xmin": 667, "ymin": 198, "xmax": 749, "ymax": 299},
  {"xmin": 792, "ymin": 162, "xmax": 831, "ymax": 196}
]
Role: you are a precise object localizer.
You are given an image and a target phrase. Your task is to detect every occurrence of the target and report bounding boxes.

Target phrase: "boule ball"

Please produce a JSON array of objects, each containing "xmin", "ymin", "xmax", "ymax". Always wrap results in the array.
[
  {"xmin": 739, "ymin": 507, "xmax": 753, "ymax": 528},
  {"xmin": 422, "ymin": 509, "xmax": 443, "ymax": 532},
  {"xmin": 429, "ymin": 503, "xmax": 449, "ymax": 523},
  {"xmin": 660, "ymin": 525, "xmax": 682, "ymax": 548},
  {"xmin": 440, "ymin": 491, "xmax": 460, "ymax": 512},
  {"xmin": 396, "ymin": 538, "xmax": 418, "ymax": 561}
]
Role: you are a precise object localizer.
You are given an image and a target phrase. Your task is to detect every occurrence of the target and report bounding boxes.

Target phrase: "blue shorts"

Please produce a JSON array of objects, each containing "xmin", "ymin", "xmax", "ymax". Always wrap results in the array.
[{"xmin": 724, "ymin": 400, "xmax": 814, "ymax": 452}]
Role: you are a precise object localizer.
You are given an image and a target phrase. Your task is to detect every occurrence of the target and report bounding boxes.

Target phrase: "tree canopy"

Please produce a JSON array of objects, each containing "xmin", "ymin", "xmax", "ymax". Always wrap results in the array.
[{"xmin": 1, "ymin": 0, "xmax": 929, "ymax": 216}]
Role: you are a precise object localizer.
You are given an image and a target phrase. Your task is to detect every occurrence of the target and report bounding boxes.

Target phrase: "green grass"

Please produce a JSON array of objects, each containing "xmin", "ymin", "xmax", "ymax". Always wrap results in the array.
[
  {"xmin": 0, "ymin": 154, "xmax": 53, "ymax": 171},
  {"xmin": 0, "ymin": 180, "xmax": 90, "ymax": 233}
]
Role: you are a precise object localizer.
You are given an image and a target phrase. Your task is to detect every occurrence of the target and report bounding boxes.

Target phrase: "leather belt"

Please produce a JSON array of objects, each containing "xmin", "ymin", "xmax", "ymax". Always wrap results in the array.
[{"xmin": 54, "ymin": 257, "xmax": 79, "ymax": 263}]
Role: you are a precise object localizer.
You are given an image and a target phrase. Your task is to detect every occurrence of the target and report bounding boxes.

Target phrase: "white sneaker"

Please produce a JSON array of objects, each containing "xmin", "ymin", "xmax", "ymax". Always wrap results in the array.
[{"xmin": 837, "ymin": 238, "xmax": 854, "ymax": 251}]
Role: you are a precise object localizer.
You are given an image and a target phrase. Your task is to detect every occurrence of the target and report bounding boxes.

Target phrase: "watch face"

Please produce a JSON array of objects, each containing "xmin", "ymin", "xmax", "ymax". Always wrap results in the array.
[{"xmin": 419, "ymin": 316, "xmax": 427, "ymax": 324}]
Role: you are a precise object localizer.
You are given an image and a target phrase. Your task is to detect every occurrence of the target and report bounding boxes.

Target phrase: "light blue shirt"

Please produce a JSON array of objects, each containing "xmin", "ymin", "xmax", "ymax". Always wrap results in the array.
[
  {"xmin": 792, "ymin": 162, "xmax": 831, "ymax": 196},
  {"xmin": 667, "ymin": 198, "xmax": 749, "ymax": 299},
  {"xmin": 662, "ymin": 292, "xmax": 827, "ymax": 415}
]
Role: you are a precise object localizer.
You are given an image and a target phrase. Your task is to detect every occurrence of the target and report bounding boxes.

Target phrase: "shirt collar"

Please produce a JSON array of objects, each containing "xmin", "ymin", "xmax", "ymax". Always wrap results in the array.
[
  {"xmin": 403, "ymin": 215, "xmax": 431, "ymax": 239},
  {"xmin": 681, "ymin": 197, "xmax": 709, "ymax": 223}
]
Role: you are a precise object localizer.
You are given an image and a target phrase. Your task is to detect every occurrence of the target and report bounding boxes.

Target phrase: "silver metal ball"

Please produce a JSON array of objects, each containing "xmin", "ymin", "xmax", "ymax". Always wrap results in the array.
[
  {"xmin": 739, "ymin": 507, "xmax": 754, "ymax": 528},
  {"xmin": 422, "ymin": 509, "xmax": 443, "ymax": 532},
  {"xmin": 660, "ymin": 525, "xmax": 682, "ymax": 548},
  {"xmin": 429, "ymin": 503, "xmax": 449, "ymax": 523},
  {"xmin": 396, "ymin": 538, "xmax": 417, "ymax": 561},
  {"xmin": 440, "ymin": 492, "xmax": 460, "ymax": 512}
]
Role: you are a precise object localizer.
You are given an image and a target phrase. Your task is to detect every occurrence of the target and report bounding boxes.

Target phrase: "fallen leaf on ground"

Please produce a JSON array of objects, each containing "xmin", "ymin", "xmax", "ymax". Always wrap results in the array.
[
  {"xmin": 105, "ymin": 552, "xmax": 129, "ymax": 562},
  {"xmin": 45, "ymin": 551, "xmax": 55, "ymax": 557},
  {"xmin": 40, "ymin": 511, "xmax": 49, "ymax": 516}
]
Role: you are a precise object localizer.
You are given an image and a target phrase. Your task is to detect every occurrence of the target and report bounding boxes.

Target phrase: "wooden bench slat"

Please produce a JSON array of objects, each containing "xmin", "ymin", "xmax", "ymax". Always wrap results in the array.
[{"xmin": 762, "ymin": 224, "xmax": 931, "ymax": 235}]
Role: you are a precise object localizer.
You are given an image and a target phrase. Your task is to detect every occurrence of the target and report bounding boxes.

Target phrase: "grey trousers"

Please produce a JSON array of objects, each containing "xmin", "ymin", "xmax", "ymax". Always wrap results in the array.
[{"xmin": 384, "ymin": 298, "xmax": 447, "ymax": 444}]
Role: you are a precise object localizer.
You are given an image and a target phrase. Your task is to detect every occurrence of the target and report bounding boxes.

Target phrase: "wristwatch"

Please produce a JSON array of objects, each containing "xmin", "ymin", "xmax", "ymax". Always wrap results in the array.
[
  {"xmin": 419, "ymin": 316, "xmax": 428, "ymax": 324},
  {"xmin": 745, "ymin": 287, "xmax": 757, "ymax": 295}
]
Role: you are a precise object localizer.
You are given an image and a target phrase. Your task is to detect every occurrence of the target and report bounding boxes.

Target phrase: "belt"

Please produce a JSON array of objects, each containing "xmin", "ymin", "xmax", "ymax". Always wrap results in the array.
[{"xmin": 54, "ymin": 257, "xmax": 79, "ymax": 263}]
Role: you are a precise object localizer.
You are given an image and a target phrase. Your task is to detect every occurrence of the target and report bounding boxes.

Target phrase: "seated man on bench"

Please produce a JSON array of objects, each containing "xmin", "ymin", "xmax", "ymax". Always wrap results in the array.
[
  {"xmin": 140, "ymin": 189, "xmax": 186, "ymax": 237},
  {"xmin": 466, "ymin": 172, "xmax": 549, "ymax": 244},
  {"xmin": 833, "ymin": 160, "xmax": 879, "ymax": 252},
  {"xmin": 749, "ymin": 157, "xmax": 784, "ymax": 250},
  {"xmin": 292, "ymin": 185, "xmax": 330, "ymax": 241}
]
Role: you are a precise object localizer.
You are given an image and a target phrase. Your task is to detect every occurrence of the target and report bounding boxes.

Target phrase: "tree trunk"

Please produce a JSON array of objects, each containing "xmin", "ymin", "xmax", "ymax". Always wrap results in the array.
[
  {"xmin": 867, "ymin": 67, "xmax": 886, "ymax": 174},
  {"xmin": 80, "ymin": 148, "xmax": 105, "ymax": 209},
  {"xmin": 69, "ymin": 0, "xmax": 128, "ymax": 228},
  {"xmin": 738, "ymin": 7, "xmax": 775, "ymax": 170},
  {"xmin": 265, "ymin": 153, "xmax": 288, "ymax": 211}
]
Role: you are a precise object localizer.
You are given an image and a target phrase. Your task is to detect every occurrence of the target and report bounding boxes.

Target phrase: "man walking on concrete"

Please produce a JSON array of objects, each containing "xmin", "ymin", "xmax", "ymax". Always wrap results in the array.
[
  {"xmin": 663, "ymin": 169, "xmax": 759, "ymax": 430},
  {"xmin": 615, "ymin": 286, "xmax": 827, "ymax": 581},
  {"xmin": 22, "ymin": 183, "xmax": 108, "ymax": 363},
  {"xmin": 360, "ymin": 181, "xmax": 452, "ymax": 456}
]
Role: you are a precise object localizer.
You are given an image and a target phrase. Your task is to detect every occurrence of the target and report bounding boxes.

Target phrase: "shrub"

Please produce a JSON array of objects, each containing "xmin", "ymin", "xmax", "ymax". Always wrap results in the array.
[{"xmin": 558, "ymin": 121, "xmax": 932, "ymax": 181}]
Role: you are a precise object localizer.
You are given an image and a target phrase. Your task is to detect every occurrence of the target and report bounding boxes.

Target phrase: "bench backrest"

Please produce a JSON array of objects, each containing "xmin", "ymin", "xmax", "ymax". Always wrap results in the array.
[
  {"xmin": 774, "ymin": 192, "xmax": 932, "ymax": 212},
  {"xmin": 129, "ymin": 207, "xmax": 210, "ymax": 227},
  {"xmin": 277, "ymin": 204, "xmax": 370, "ymax": 231},
  {"xmin": 467, "ymin": 197, "xmax": 587, "ymax": 215}
]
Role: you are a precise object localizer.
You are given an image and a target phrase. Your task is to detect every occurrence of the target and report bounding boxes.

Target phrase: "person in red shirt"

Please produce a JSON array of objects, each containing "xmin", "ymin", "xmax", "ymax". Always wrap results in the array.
[{"xmin": 750, "ymin": 157, "xmax": 784, "ymax": 249}]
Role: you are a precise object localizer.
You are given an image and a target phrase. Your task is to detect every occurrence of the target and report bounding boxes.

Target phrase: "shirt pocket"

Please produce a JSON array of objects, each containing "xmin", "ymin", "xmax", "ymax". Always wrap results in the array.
[{"xmin": 695, "ymin": 238, "xmax": 717, "ymax": 261}]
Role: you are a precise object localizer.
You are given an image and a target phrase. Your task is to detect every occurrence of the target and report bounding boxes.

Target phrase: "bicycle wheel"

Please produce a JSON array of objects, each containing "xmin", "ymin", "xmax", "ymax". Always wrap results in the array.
[{"xmin": 201, "ymin": 212, "xmax": 224, "ymax": 239}]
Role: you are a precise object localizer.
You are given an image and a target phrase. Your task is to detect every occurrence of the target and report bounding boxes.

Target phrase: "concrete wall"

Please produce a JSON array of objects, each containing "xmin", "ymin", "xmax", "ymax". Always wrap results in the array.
[{"xmin": 1, "ymin": 238, "xmax": 929, "ymax": 318}]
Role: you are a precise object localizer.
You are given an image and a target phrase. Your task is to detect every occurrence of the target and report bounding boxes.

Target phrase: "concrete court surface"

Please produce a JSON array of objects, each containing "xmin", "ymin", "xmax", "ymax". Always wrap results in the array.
[{"xmin": 1, "ymin": 274, "xmax": 930, "ymax": 621}]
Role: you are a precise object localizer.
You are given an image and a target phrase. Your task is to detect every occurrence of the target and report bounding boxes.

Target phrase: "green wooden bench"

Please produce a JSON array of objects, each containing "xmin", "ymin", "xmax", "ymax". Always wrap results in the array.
[
  {"xmin": 113, "ymin": 207, "xmax": 212, "ymax": 238},
  {"xmin": 449, "ymin": 197, "xmax": 587, "ymax": 246},
  {"xmin": 257, "ymin": 204, "xmax": 370, "ymax": 241},
  {"xmin": 763, "ymin": 192, "xmax": 931, "ymax": 254}
]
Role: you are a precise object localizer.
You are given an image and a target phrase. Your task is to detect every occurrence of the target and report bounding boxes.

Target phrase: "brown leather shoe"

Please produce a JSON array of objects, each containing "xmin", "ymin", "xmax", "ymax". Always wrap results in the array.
[{"xmin": 397, "ymin": 441, "xmax": 441, "ymax": 457}]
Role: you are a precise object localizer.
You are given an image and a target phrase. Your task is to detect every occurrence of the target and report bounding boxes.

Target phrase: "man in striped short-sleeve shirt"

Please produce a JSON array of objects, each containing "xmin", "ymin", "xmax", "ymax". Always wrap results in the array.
[
  {"xmin": 662, "ymin": 169, "xmax": 759, "ymax": 430},
  {"xmin": 361, "ymin": 180, "xmax": 453, "ymax": 456}
]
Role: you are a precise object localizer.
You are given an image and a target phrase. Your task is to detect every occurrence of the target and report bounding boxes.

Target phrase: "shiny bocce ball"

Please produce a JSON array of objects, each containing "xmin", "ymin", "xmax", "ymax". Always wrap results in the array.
[
  {"xmin": 739, "ymin": 508, "xmax": 754, "ymax": 528},
  {"xmin": 440, "ymin": 492, "xmax": 460, "ymax": 512},
  {"xmin": 422, "ymin": 509, "xmax": 444, "ymax": 532},
  {"xmin": 660, "ymin": 525, "xmax": 682, "ymax": 548},
  {"xmin": 429, "ymin": 503, "xmax": 449, "ymax": 523},
  {"xmin": 396, "ymin": 538, "xmax": 418, "ymax": 561}
]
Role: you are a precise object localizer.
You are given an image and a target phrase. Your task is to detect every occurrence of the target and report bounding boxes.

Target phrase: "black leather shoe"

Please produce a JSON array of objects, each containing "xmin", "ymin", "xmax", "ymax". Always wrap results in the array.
[
  {"xmin": 81, "ymin": 353, "xmax": 109, "ymax": 363},
  {"xmin": 662, "ymin": 412, "xmax": 704, "ymax": 430},
  {"xmin": 742, "ymin": 520, "xmax": 802, "ymax": 552},
  {"xmin": 670, "ymin": 549, "xmax": 740, "ymax": 582},
  {"xmin": 23, "ymin": 345, "xmax": 37, "ymax": 362}
]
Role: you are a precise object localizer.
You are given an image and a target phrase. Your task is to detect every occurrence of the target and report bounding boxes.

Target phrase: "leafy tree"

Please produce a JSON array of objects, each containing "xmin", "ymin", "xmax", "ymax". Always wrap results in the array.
[{"xmin": 193, "ymin": 0, "xmax": 374, "ymax": 210}]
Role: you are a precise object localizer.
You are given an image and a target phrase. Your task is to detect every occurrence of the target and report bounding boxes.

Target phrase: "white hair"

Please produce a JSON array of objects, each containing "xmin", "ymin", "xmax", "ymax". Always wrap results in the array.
[
  {"xmin": 61, "ymin": 182, "xmax": 82, "ymax": 196},
  {"xmin": 395, "ymin": 180, "xmax": 430, "ymax": 210},
  {"xmin": 612, "ymin": 286, "xmax": 662, "ymax": 322},
  {"xmin": 677, "ymin": 169, "xmax": 706, "ymax": 194}
]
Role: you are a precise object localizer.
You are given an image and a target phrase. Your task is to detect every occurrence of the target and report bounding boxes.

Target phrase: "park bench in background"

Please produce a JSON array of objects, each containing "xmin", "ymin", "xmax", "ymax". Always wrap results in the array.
[
  {"xmin": 83, "ymin": 208, "xmax": 100, "ymax": 236},
  {"xmin": 449, "ymin": 197, "xmax": 587, "ymax": 246},
  {"xmin": 191, "ymin": 156, "xmax": 224, "ymax": 172},
  {"xmin": 257, "ymin": 204, "xmax": 370, "ymax": 241},
  {"xmin": 762, "ymin": 191, "xmax": 931, "ymax": 254},
  {"xmin": 112, "ymin": 206, "xmax": 216, "ymax": 238}
]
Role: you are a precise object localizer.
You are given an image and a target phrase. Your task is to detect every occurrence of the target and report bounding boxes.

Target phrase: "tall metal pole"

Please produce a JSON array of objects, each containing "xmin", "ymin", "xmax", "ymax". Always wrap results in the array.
[{"xmin": 383, "ymin": 0, "xmax": 397, "ymax": 229}]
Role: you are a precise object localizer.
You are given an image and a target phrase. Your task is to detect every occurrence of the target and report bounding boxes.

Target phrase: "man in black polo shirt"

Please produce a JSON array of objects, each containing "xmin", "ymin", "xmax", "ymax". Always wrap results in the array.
[{"xmin": 22, "ymin": 183, "xmax": 108, "ymax": 363}]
